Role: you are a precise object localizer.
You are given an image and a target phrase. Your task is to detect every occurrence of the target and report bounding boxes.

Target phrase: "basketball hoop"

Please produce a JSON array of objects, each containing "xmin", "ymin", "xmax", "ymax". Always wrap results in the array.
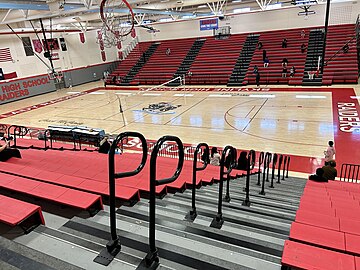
[
  {"xmin": 47, "ymin": 68, "xmax": 64, "ymax": 83},
  {"xmin": 100, "ymin": 0, "xmax": 135, "ymax": 41}
]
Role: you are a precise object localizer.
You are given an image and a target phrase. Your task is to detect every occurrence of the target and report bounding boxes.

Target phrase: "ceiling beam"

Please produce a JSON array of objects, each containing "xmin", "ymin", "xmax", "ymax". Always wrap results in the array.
[{"xmin": 0, "ymin": 1, "xmax": 49, "ymax": 11}]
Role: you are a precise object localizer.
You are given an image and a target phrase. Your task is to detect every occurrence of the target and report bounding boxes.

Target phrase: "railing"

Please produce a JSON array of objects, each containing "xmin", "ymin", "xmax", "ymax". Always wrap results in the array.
[
  {"xmin": 260, "ymin": 152, "xmax": 272, "ymax": 195},
  {"xmin": 242, "ymin": 149, "xmax": 256, "ymax": 207},
  {"xmin": 146, "ymin": 142, "xmax": 195, "ymax": 160},
  {"xmin": 224, "ymin": 147, "xmax": 238, "ymax": 203},
  {"xmin": 277, "ymin": 154, "xmax": 284, "ymax": 184},
  {"xmin": 340, "ymin": 163, "xmax": 360, "ymax": 183},
  {"xmin": 144, "ymin": 135, "xmax": 184, "ymax": 268},
  {"xmin": 282, "ymin": 156, "xmax": 290, "ymax": 180},
  {"xmin": 269, "ymin": 153, "xmax": 278, "ymax": 188},
  {"xmin": 257, "ymin": 152, "xmax": 265, "ymax": 186},
  {"xmin": 185, "ymin": 143, "xmax": 209, "ymax": 222},
  {"xmin": 324, "ymin": 35, "xmax": 357, "ymax": 66},
  {"xmin": 7, "ymin": 125, "xmax": 29, "ymax": 148},
  {"xmin": 210, "ymin": 145, "xmax": 236, "ymax": 229},
  {"xmin": 94, "ymin": 132, "xmax": 148, "ymax": 266}
]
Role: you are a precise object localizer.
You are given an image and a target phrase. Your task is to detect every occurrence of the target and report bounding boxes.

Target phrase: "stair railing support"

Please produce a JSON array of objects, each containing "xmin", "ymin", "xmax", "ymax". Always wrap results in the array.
[
  {"xmin": 269, "ymin": 153, "xmax": 278, "ymax": 188},
  {"xmin": 282, "ymin": 156, "xmax": 288, "ymax": 180},
  {"xmin": 260, "ymin": 152, "xmax": 272, "ymax": 195},
  {"xmin": 242, "ymin": 149, "xmax": 256, "ymax": 207},
  {"xmin": 277, "ymin": 155, "xmax": 283, "ymax": 184},
  {"xmin": 286, "ymin": 156, "xmax": 290, "ymax": 178},
  {"xmin": 143, "ymin": 135, "xmax": 184, "ymax": 268},
  {"xmin": 224, "ymin": 147, "xmax": 237, "ymax": 203},
  {"xmin": 257, "ymin": 152, "xmax": 264, "ymax": 186},
  {"xmin": 94, "ymin": 132, "xmax": 148, "ymax": 266},
  {"xmin": 210, "ymin": 145, "xmax": 236, "ymax": 229},
  {"xmin": 185, "ymin": 143, "xmax": 209, "ymax": 221}
]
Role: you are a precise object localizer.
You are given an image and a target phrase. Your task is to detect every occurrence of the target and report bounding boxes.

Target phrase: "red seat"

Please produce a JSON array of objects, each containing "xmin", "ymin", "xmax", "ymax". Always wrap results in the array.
[
  {"xmin": 290, "ymin": 222, "xmax": 345, "ymax": 251},
  {"xmin": 0, "ymin": 194, "xmax": 44, "ymax": 227},
  {"xmin": 295, "ymin": 209, "xmax": 340, "ymax": 231},
  {"xmin": 345, "ymin": 233, "xmax": 360, "ymax": 256},
  {"xmin": 282, "ymin": 240, "xmax": 355, "ymax": 270}
]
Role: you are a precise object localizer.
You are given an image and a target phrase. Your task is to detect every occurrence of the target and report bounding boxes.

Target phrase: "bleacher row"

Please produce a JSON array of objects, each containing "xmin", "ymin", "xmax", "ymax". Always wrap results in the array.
[
  {"xmin": 282, "ymin": 179, "xmax": 360, "ymax": 269},
  {"xmin": 107, "ymin": 24, "xmax": 358, "ymax": 86}
]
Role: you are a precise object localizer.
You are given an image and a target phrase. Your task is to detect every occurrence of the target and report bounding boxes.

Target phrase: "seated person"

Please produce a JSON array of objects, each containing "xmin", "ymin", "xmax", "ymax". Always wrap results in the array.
[
  {"xmin": 309, "ymin": 168, "xmax": 327, "ymax": 182},
  {"xmin": 98, "ymin": 136, "xmax": 111, "ymax": 154},
  {"xmin": 308, "ymin": 69, "xmax": 316, "ymax": 80},
  {"xmin": 236, "ymin": 151, "xmax": 248, "ymax": 170},
  {"xmin": 322, "ymin": 160, "xmax": 337, "ymax": 180},
  {"xmin": 0, "ymin": 139, "xmax": 21, "ymax": 162},
  {"xmin": 282, "ymin": 38, "xmax": 287, "ymax": 48},
  {"xmin": 289, "ymin": 66, "xmax": 295, "ymax": 77},
  {"xmin": 263, "ymin": 57, "xmax": 269, "ymax": 68},
  {"xmin": 282, "ymin": 58, "xmax": 288, "ymax": 68},
  {"xmin": 282, "ymin": 67, "xmax": 287, "ymax": 77},
  {"xmin": 301, "ymin": 43, "xmax": 307, "ymax": 53},
  {"xmin": 257, "ymin": 41, "xmax": 263, "ymax": 50},
  {"xmin": 210, "ymin": 147, "xmax": 221, "ymax": 166}
]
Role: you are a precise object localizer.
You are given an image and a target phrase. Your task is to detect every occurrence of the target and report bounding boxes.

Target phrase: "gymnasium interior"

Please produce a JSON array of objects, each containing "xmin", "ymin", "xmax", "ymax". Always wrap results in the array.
[{"xmin": 0, "ymin": 0, "xmax": 360, "ymax": 269}]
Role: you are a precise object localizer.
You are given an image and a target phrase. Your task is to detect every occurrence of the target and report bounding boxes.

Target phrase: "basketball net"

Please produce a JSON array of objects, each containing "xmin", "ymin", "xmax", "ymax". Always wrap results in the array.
[{"xmin": 99, "ymin": 0, "xmax": 135, "ymax": 47}]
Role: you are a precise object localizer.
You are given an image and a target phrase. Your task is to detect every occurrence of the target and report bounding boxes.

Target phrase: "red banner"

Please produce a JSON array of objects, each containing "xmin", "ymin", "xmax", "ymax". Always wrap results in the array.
[
  {"xmin": 101, "ymin": 51, "xmax": 106, "ymax": 62},
  {"xmin": 131, "ymin": 28, "xmax": 136, "ymax": 38},
  {"xmin": 97, "ymin": 30, "xmax": 103, "ymax": 40},
  {"xmin": 32, "ymin": 40, "xmax": 43, "ymax": 53},
  {"xmin": 79, "ymin": 32, "xmax": 85, "ymax": 43},
  {"xmin": 99, "ymin": 40, "xmax": 104, "ymax": 51},
  {"xmin": 118, "ymin": 51, "xmax": 123, "ymax": 59}
]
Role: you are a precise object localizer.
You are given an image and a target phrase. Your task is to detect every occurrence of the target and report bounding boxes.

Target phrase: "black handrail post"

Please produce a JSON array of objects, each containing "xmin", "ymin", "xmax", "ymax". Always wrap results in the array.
[
  {"xmin": 266, "ymin": 154, "xmax": 271, "ymax": 182},
  {"xmin": 260, "ymin": 152, "xmax": 271, "ymax": 195},
  {"xmin": 94, "ymin": 132, "xmax": 148, "ymax": 266},
  {"xmin": 242, "ymin": 150, "xmax": 255, "ymax": 207},
  {"xmin": 277, "ymin": 155, "xmax": 283, "ymax": 184},
  {"xmin": 257, "ymin": 152, "xmax": 264, "ymax": 186},
  {"xmin": 144, "ymin": 135, "xmax": 184, "ymax": 268},
  {"xmin": 210, "ymin": 145, "xmax": 235, "ymax": 229},
  {"xmin": 185, "ymin": 143, "xmax": 209, "ymax": 221},
  {"xmin": 224, "ymin": 147, "xmax": 236, "ymax": 203},
  {"xmin": 286, "ymin": 156, "xmax": 290, "ymax": 178},
  {"xmin": 269, "ymin": 153, "xmax": 278, "ymax": 188},
  {"xmin": 282, "ymin": 156, "xmax": 288, "ymax": 180}
]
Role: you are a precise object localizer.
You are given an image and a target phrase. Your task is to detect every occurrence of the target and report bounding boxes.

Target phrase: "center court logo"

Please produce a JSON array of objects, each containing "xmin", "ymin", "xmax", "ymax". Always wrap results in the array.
[{"xmin": 134, "ymin": 102, "xmax": 182, "ymax": 114}]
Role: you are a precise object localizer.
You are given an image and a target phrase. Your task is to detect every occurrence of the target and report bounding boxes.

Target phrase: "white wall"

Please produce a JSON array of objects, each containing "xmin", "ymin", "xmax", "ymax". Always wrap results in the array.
[
  {"xmin": 138, "ymin": 1, "xmax": 360, "ymax": 42},
  {"xmin": 0, "ymin": 29, "xmax": 119, "ymax": 78}
]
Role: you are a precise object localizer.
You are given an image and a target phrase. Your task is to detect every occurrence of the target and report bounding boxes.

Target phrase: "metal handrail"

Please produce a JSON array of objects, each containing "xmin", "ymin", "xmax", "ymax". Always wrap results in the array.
[
  {"xmin": 277, "ymin": 155, "xmax": 284, "ymax": 184},
  {"xmin": 282, "ymin": 156, "xmax": 288, "ymax": 180},
  {"xmin": 145, "ymin": 135, "xmax": 184, "ymax": 268},
  {"xmin": 260, "ymin": 152, "xmax": 272, "ymax": 195},
  {"xmin": 94, "ymin": 132, "xmax": 148, "ymax": 266},
  {"xmin": 185, "ymin": 143, "xmax": 209, "ymax": 221},
  {"xmin": 257, "ymin": 152, "xmax": 265, "ymax": 186},
  {"xmin": 242, "ymin": 149, "xmax": 256, "ymax": 207},
  {"xmin": 340, "ymin": 163, "xmax": 360, "ymax": 183},
  {"xmin": 210, "ymin": 145, "xmax": 236, "ymax": 229},
  {"xmin": 286, "ymin": 156, "xmax": 290, "ymax": 178},
  {"xmin": 7, "ymin": 125, "xmax": 29, "ymax": 147},
  {"xmin": 224, "ymin": 147, "xmax": 237, "ymax": 203},
  {"xmin": 269, "ymin": 153, "xmax": 278, "ymax": 188}
]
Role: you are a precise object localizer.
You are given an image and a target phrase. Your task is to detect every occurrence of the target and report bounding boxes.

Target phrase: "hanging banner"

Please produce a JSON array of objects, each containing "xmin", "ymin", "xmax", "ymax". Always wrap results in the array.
[
  {"xmin": 97, "ymin": 30, "xmax": 103, "ymax": 40},
  {"xmin": 131, "ymin": 28, "xmax": 136, "ymax": 38},
  {"xmin": 79, "ymin": 32, "xmax": 85, "ymax": 43},
  {"xmin": 118, "ymin": 51, "xmax": 123, "ymax": 59},
  {"xmin": 59, "ymin": 38, "xmax": 67, "ymax": 51},
  {"xmin": 200, "ymin": 18, "xmax": 218, "ymax": 31},
  {"xmin": 101, "ymin": 51, "xmax": 106, "ymax": 62},
  {"xmin": 51, "ymin": 52, "xmax": 59, "ymax": 60},
  {"xmin": 32, "ymin": 40, "xmax": 43, "ymax": 53},
  {"xmin": 99, "ymin": 40, "xmax": 104, "ymax": 51}
]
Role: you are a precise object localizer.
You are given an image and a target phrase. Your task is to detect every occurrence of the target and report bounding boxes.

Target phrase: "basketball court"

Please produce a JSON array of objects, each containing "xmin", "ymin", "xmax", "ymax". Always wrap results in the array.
[{"xmin": 1, "ymin": 81, "xmax": 360, "ymax": 174}]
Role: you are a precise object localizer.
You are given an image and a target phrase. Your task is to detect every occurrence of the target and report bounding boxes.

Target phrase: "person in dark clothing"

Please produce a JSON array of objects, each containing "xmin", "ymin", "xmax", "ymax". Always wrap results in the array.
[
  {"xmin": 290, "ymin": 66, "xmax": 296, "ymax": 77},
  {"xmin": 142, "ymin": 52, "xmax": 146, "ymax": 62},
  {"xmin": 309, "ymin": 168, "xmax": 327, "ymax": 182},
  {"xmin": 262, "ymin": 49, "xmax": 267, "ymax": 61},
  {"xmin": 282, "ymin": 67, "xmax": 287, "ymax": 77},
  {"xmin": 253, "ymin": 65, "xmax": 258, "ymax": 74},
  {"xmin": 0, "ymin": 139, "xmax": 21, "ymax": 162},
  {"xmin": 257, "ymin": 41, "xmax": 263, "ymax": 50},
  {"xmin": 301, "ymin": 43, "xmax": 307, "ymax": 53},
  {"xmin": 282, "ymin": 58, "xmax": 288, "ymax": 68},
  {"xmin": 322, "ymin": 160, "xmax": 337, "ymax": 180},
  {"xmin": 343, "ymin": 44, "xmax": 349, "ymax": 53},
  {"xmin": 237, "ymin": 151, "xmax": 248, "ymax": 170},
  {"xmin": 112, "ymin": 76, "xmax": 116, "ymax": 84},
  {"xmin": 282, "ymin": 38, "xmax": 287, "ymax": 48},
  {"xmin": 98, "ymin": 136, "xmax": 111, "ymax": 154},
  {"xmin": 256, "ymin": 71, "xmax": 260, "ymax": 87}
]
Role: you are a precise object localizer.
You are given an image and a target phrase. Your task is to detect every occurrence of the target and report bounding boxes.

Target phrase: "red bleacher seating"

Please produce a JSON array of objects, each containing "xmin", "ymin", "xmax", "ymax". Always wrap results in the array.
[
  {"xmin": 0, "ymin": 194, "xmax": 44, "ymax": 229},
  {"xmin": 246, "ymin": 27, "xmax": 309, "ymax": 85},
  {"xmin": 0, "ymin": 172, "xmax": 103, "ymax": 213},
  {"xmin": 323, "ymin": 24, "xmax": 358, "ymax": 84},
  {"xmin": 282, "ymin": 240, "xmax": 356, "ymax": 270}
]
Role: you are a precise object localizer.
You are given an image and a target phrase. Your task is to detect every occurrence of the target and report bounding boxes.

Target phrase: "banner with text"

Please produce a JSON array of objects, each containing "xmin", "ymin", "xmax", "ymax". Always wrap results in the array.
[{"xmin": 200, "ymin": 18, "xmax": 218, "ymax": 31}]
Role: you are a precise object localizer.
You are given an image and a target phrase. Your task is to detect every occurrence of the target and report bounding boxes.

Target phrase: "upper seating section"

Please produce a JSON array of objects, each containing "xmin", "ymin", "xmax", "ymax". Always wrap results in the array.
[
  {"xmin": 188, "ymin": 35, "xmax": 246, "ymax": 85},
  {"xmin": 246, "ymin": 27, "xmax": 309, "ymax": 85},
  {"xmin": 106, "ymin": 42, "xmax": 152, "ymax": 85},
  {"xmin": 323, "ymin": 24, "xmax": 358, "ymax": 84},
  {"xmin": 135, "ymin": 38, "xmax": 197, "ymax": 85}
]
